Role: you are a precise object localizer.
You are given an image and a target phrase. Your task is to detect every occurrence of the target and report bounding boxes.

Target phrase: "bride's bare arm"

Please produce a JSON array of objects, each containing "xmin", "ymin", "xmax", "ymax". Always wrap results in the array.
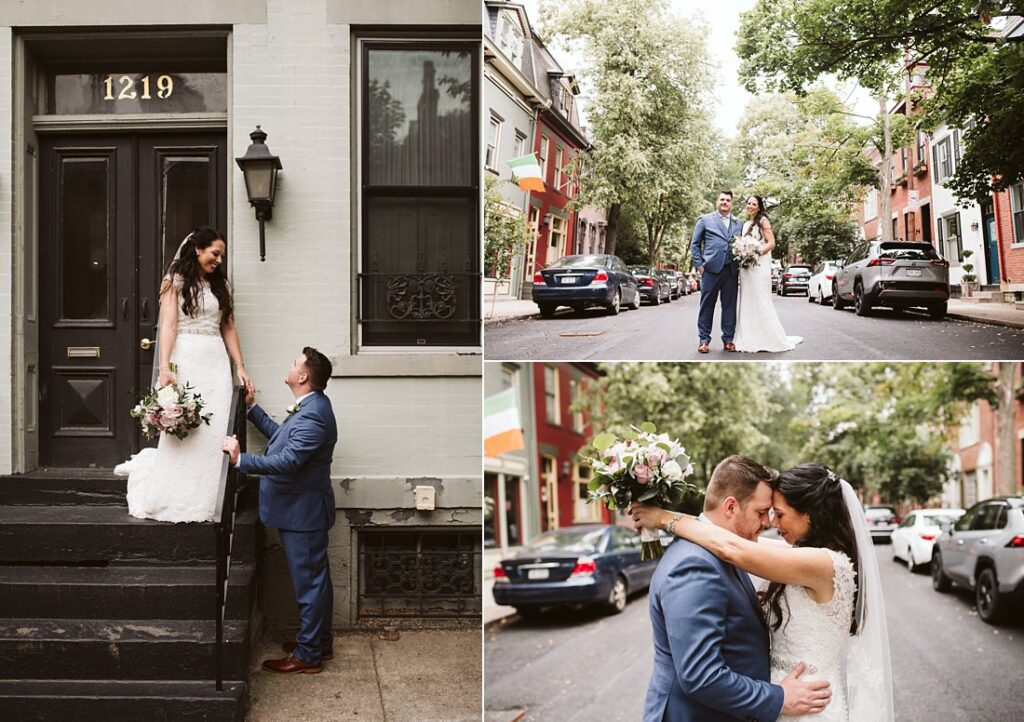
[
  {"xmin": 759, "ymin": 217, "xmax": 776, "ymax": 255},
  {"xmin": 157, "ymin": 278, "xmax": 179, "ymax": 386},
  {"xmin": 632, "ymin": 505, "xmax": 833, "ymax": 594}
]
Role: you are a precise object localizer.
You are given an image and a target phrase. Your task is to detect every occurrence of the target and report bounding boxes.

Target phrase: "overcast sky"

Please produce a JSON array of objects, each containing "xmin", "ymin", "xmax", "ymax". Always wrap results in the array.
[{"xmin": 514, "ymin": 0, "xmax": 874, "ymax": 137}]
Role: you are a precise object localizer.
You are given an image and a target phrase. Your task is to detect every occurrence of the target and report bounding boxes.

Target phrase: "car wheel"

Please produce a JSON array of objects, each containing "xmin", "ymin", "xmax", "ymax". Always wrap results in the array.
[
  {"xmin": 651, "ymin": 289, "xmax": 660, "ymax": 306},
  {"xmin": 606, "ymin": 575, "xmax": 628, "ymax": 614},
  {"xmin": 606, "ymin": 288, "xmax": 621, "ymax": 316},
  {"xmin": 818, "ymin": 287, "xmax": 826, "ymax": 305},
  {"xmin": 832, "ymin": 283, "xmax": 848, "ymax": 310},
  {"xmin": 538, "ymin": 304, "xmax": 556, "ymax": 319},
  {"xmin": 976, "ymin": 568, "xmax": 1007, "ymax": 624},
  {"xmin": 928, "ymin": 301, "xmax": 947, "ymax": 320},
  {"xmin": 931, "ymin": 551, "xmax": 951, "ymax": 592},
  {"xmin": 854, "ymin": 282, "xmax": 872, "ymax": 316},
  {"xmin": 807, "ymin": 286, "xmax": 816, "ymax": 303},
  {"xmin": 629, "ymin": 290, "xmax": 641, "ymax": 310},
  {"xmin": 907, "ymin": 549, "xmax": 920, "ymax": 573}
]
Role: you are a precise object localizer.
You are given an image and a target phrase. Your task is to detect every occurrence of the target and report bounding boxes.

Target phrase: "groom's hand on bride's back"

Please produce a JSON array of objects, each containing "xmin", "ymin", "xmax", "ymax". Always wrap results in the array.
[{"xmin": 780, "ymin": 662, "xmax": 831, "ymax": 716}]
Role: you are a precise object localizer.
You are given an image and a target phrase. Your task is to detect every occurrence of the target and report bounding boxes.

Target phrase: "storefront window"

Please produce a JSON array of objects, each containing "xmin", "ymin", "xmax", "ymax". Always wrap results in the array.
[{"xmin": 360, "ymin": 41, "xmax": 480, "ymax": 347}]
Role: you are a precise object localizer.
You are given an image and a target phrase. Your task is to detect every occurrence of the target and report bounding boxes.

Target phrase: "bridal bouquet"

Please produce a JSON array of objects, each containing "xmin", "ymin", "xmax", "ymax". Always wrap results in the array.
[
  {"xmin": 582, "ymin": 423, "xmax": 698, "ymax": 560},
  {"xmin": 131, "ymin": 365, "xmax": 212, "ymax": 440},
  {"xmin": 731, "ymin": 234, "xmax": 762, "ymax": 269}
]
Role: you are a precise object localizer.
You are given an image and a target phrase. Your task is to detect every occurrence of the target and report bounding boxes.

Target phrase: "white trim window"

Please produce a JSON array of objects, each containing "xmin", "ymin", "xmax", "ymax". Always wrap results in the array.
[
  {"xmin": 864, "ymin": 187, "xmax": 878, "ymax": 221},
  {"xmin": 556, "ymin": 145, "xmax": 565, "ymax": 194},
  {"xmin": 486, "ymin": 113, "xmax": 502, "ymax": 171},
  {"xmin": 544, "ymin": 365, "xmax": 560, "ymax": 425},
  {"xmin": 539, "ymin": 134, "xmax": 550, "ymax": 184},
  {"xmin": 569, "ymin": 377, "xmax": 584, "ymax": 433},
  {"xmin": 937, "ymin": 212, "xmax": 963, "ymax": 263},
  {"xmin": 549, "ymin": 215, "xmax": 567, "ymax": 256},
  {"xmin": 1010, "ymin": 183, "xmax": 1024, "ymax": 244},
  {"xmin": 959, "ymin": 403, "xmax": 981, "ymax": 447},
  {"xmin": 497, "ymin": 10, "xmax": 524, "ymax": 67},
  {"xmin": 513, "ymin": 129, "xmax": 527, "ymax": 160},
  {"xmin": 932, "ymin": 135, "xmax": 953, "ymax": 184}
]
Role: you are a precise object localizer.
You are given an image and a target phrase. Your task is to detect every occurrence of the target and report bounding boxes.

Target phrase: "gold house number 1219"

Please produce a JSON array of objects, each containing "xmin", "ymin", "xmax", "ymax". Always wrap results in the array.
[{"xmin": 102, "ymin": 75, "xmax": 175, "ymax": 101}]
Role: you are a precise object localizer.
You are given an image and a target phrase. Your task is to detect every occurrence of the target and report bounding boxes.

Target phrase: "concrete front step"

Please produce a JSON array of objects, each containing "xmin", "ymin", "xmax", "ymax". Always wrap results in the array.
[
  {"xmin": 0, "ymin": 679, "xmax": 246, "ymax": 722},
  {"xmin": 0, "ymin": 472, "xmax": 128, "ymax": 506},
  {"xmin": 0, "ymin": 618, "xmax": 249, "ymax": 680},
  {"xmin": 0, "ymin": 564, "xmax": 255, "ymax": 620},
  {"xmin": 0, "ymin": 505, "xmax": 257, "ymax": 564}
]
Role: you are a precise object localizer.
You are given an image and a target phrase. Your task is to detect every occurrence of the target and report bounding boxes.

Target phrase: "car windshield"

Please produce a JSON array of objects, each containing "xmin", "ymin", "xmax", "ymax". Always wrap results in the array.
[
  {"xmin": 551, "ymin": 255, "xmax": 607, "ymax": 268},
  {"xmin": 523, "ymin": 529, "xmax": 606, "ymax": 554},
  {"xmin": 878, "ymin": 243, "xmax": 939, "ymax": 261}
]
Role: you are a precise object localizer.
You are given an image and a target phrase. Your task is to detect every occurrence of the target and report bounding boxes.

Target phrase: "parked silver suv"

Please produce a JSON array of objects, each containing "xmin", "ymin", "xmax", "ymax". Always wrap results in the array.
[
  {"xmin": 931, "ymin": 496, "xmax": 1024, "ymax": 624},
  {"xmin": 832, "ymin": 241, "xmax": 950, "ymax": 318}
]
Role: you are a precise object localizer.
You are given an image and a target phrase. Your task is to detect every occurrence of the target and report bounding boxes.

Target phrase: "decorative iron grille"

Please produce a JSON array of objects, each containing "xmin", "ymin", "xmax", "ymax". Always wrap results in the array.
[{"xmin": 358, "ymin": 530, "xmax": 481, "ymax": 619}]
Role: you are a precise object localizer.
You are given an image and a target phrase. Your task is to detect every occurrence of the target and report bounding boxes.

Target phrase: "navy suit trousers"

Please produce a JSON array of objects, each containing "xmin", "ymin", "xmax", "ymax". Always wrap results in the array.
[
  {"xmin": 279, "ymin": 528, "xmax": 333, "ymax": 664},
  {"xmin": 697, "ymin": 265, "xmax": 738, "ymax": 343}
]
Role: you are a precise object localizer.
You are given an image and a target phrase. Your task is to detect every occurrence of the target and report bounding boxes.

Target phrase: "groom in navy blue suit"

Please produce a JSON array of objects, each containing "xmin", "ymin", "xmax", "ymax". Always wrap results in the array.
[
  {"xmin": 642, "ymin": 456, "xmax": 830, "ymax": 721},
  {"xmin": 692, "ymin": 190, "xmax": 743, "ymax": 353},
  {"xmin": 223, "ymin": 346, "xmax": 338, "ymax": 674}
]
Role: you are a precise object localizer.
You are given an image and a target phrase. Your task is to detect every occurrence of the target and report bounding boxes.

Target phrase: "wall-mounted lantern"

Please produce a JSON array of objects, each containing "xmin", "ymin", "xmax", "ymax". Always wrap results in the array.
[{"xmin": 235, "ymin": 125, "xmax": 282, "ymax": 262}]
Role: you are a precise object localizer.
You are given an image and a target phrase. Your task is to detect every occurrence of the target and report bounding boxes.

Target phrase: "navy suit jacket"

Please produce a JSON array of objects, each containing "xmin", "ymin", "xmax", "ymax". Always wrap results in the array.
[
  {"xmin": 644, "ymin": 537, "xmax": 784, "ymax": 722},
  {"xmin": 238, "ymin": 391, "xmax": 338, "ymax": 532},
  {"xmin": 691, "ymin": 212, "xmax": 743, "ymax": 275}
]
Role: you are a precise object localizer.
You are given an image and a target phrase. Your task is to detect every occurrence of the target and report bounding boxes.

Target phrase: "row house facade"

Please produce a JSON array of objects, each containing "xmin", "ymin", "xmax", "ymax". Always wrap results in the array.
[
  {"xmin": 951, "ymin": 364, "xmax": 1024, "ymax": 509},
  {"xmin": 483, "ymin": 1, "xmax": 591, "ymax": 299},
  {"xmin": 857, "ymin": 33, "xmax": 1024, "ymax": 297}
]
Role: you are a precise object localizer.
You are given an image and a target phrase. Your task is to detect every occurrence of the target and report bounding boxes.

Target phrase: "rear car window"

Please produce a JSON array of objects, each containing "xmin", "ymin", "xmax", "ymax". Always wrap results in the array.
[
  {"xmin": 554, "ymin": 255, "xmax": 608, "ymax": 268},
  {"xmin": 878, "ymin": 243, "xmax": 939, "ymax": 261},
  {"xmin": 524, "ymin": 529, "xmax": 606, "ymax": 554}
]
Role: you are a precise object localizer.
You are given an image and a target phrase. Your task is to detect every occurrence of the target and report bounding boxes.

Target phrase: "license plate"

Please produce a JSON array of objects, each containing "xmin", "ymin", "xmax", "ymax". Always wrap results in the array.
[
  {"xmin": 906, "ymin": 269, "xmax": 922, "ymax": 277},
  {"xmin": 527, "ymin": 569, "xmax": 549, "ymax": 580},
  {"xmin": 559, "ymin": 276, "xmax": 578, "ymax": 285}
]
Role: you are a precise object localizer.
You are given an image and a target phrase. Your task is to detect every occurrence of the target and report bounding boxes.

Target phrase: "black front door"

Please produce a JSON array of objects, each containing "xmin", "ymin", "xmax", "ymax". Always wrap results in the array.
[{"xmin": 39, "ymin": 133, "xmax": 226, "ymax": 467}]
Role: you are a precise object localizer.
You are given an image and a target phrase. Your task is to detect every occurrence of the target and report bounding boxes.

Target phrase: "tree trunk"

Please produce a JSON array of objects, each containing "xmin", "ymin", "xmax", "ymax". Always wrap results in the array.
[
  {"xmin": 604, "ymin": 202, "xmax": 622, "ymax": 257},
  {"xmin": 996, "ymin": 363, "xmax": 1018, "ymax": 496},
  {"xmin": 878, "ymin": 95, "xmax": 895, "ymax": 242}
]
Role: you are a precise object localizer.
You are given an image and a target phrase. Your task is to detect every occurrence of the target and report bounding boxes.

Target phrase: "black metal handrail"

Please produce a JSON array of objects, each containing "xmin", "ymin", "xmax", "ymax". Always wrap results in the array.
[{"xmin": 213, "ymin": 385, "xmax": 248, "ymax": 690}]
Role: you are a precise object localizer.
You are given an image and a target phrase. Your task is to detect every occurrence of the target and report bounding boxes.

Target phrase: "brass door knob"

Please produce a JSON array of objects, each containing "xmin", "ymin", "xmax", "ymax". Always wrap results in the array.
[{"xmin": 140, "ymin": 338, "xmax": 154, "ymax": 350}]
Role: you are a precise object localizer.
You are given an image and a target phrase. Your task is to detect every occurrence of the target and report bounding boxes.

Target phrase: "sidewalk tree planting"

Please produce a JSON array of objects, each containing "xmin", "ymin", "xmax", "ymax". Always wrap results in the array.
[{"xmin": 539, "ymin": 0, "xmax": 717, "ymax": 260}]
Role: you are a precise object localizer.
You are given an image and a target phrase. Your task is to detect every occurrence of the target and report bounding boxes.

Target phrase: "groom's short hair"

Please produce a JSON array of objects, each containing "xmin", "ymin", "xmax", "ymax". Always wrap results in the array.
[
  {"xmin": 301, "ymin": 346, "xmax": 332, "ymax": 390},
  {"xmin": 718, "ymin": 189, "xmax": 733, "ymax": 199},
  {"xmin": 704, "ymin": 455, "xmax": 772, "ymax": 511}
]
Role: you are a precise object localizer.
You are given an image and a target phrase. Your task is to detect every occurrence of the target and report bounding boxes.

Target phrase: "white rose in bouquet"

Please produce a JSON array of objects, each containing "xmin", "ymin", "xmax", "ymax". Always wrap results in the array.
[{"xmin": 156, "ymin": 385, "xmax": 178, "ymax": 407}]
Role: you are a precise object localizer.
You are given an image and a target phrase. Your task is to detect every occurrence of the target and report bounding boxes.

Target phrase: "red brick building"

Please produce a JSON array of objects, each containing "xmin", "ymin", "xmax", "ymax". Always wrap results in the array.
[
  {"xmin": 953, "ymin": 364, "xmax": 1024, "ymax": 508},
  {"xmin": 531, "ymin": 363, "xmax": 611, "ymax": 531}
]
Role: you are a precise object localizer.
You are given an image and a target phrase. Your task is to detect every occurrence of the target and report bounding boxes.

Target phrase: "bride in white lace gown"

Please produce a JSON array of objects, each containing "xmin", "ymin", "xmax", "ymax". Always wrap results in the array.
[
  {"xmin": 115, "ymin": 228, "xmax": 252, "ymax": 523},
  {"xmin": 733, "ymin": 195, "xmax": 802, "ymax": 353},
  {"xmin": 633, "ymin": 463, "xmax": 893, "ymax": 721}
]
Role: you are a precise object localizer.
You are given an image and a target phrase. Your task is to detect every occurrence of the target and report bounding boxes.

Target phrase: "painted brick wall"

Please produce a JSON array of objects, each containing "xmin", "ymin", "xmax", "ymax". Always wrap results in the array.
[{"xmin": 0, "ymin": 29, "xmax": 12, "ymax": 474}]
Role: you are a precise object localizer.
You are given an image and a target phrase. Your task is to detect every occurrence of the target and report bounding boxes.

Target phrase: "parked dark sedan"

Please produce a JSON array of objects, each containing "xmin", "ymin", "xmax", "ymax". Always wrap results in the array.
[
  {"xmin": 532, "ymin": 254, "xmax": 640, "ymax": 318},
  {"xmin": 629, "ymin": 266, "xmax": 673, "ymax": 305},
  {"xmin": 492, "ymin": 525, "xmax": 657, "ymax": 616},
  {"xmin": 777, "ymin": 264, "xmax": 813, "ymax": 295}
]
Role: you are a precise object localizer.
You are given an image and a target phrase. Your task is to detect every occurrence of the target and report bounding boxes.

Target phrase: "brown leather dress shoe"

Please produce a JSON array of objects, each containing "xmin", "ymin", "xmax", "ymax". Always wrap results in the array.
[
  {"xmin": 262, "ymin": 654, "xmax": 323, "ymax": 674},
  {"xmin": 723, "ymin": 342, "xmax": 737, "ymax": 352},
  {"xmin": 697, "ymin": 342, "xmax": 710, "ymax": 354},
  {"xmin": 281, "ymin": 641, "xmax": 334, "ymax": 661}
]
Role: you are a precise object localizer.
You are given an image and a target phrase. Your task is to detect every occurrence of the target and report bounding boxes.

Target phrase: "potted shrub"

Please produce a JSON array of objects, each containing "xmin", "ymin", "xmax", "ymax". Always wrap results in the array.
[{"xmin": 960, "ymin": 248, "xmax": 978, "ymax": 297}]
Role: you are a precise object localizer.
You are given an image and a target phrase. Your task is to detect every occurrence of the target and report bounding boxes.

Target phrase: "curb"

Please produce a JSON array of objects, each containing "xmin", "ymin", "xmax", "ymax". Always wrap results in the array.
[{"xmin": 946, "ymin": 311, "xmax": 1024, "ymax": 331}]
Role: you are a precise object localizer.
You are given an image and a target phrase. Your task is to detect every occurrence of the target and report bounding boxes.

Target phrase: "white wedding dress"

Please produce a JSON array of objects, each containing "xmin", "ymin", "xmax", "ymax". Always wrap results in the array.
[
  {"xmin": 733, "ymin": 220, "xmax": 802, "ymax": 353},
  {"xmin": 114, "ymin": 276, "xmax": 232, "ymax": 522},
  {"xmin": 766, "ymin": 549, "xmax": 855, "ymax": 721}
]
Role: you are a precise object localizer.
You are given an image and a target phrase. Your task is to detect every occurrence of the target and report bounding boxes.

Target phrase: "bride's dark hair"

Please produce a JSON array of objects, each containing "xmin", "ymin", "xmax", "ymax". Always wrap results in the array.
[
  {"xmin": 747, "ymin": 195, "xmax": 769, "ymax": 231},
  {"xmin": 164, "ymin": 226, "xmax": 234, "ymax": 325},
  {"xmin": 759, "ymin": 463, "xmax": 861, "ymax": 635}
]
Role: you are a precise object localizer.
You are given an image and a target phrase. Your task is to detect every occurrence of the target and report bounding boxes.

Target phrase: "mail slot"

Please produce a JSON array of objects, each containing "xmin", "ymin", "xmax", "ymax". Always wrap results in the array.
[{"xmin": 67, "ymin": 347, "xmax": 101, "ymax": 358}]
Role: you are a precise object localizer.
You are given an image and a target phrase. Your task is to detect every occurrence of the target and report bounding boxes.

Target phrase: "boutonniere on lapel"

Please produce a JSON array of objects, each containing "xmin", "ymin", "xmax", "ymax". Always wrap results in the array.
[{"xmin": 286, "ymin": 403, "xmax": 300, "ymax": 417}]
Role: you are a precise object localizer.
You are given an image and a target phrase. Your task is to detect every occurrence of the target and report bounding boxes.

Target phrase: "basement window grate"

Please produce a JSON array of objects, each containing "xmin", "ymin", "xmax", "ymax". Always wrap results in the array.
[{"xmin": 358, "ymin": 530, "xmax": 481, "ymax": 619}]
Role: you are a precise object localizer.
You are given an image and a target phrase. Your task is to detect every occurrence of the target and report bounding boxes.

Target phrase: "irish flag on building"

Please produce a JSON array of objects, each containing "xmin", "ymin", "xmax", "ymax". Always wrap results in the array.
[
  {"xmin": 507, "ymin": 153, "xmax": 545, "ymax": 192},
  {"xmin": 484, "ymin": 388, "xmax": 525, "ymax": 458}
]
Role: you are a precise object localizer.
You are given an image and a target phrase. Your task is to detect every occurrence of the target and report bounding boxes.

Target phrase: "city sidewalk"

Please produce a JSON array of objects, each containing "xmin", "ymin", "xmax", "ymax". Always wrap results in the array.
[
  {"xmin": 485, "ymin": 293, "xmax": 1024, "ymax": 330},
  {"xmin": 246, "ymin": 629, "xmax": 480, "ymax": 722}
]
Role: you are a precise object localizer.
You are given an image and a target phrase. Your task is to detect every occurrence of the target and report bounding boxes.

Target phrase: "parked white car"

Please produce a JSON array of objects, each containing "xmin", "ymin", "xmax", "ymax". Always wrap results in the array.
[
  {"xmin": 807, "ymin": 260, "xmax": 843, "ymax": 305},
  {"xmin": 891, "ymin": 508, "xmax": 965, "ymax": 572}
]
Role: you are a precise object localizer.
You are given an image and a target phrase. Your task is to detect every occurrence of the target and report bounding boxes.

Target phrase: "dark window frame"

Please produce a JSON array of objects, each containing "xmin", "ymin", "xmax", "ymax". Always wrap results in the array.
[{"xmin": 358, "ymin": 38, "xmax": 481, "ymax": 348}]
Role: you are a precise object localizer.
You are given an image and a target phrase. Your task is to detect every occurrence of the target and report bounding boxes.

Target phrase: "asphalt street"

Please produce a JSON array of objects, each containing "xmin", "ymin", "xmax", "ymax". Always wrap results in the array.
[
  {"xmin": 484, "ymin": 293, "xmax": 1024, "ymax": 360},
  {"xmin": 483, "ymin": 545, "xmax": 1024, "ymax": 722}
]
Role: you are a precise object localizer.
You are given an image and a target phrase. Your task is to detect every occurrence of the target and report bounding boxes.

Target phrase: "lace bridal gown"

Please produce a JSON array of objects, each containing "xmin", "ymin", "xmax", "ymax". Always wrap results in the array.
[
  {"xmin": 768, "ymin": 549, "xmax": 856, "ymax": 722},
  {"xmin": 733, "ymin": 220, "xmax": 802, "ymax": 353},
  {"xmin": 114, "ymin": 276, "xmax": 232, "ymax": 522}
]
